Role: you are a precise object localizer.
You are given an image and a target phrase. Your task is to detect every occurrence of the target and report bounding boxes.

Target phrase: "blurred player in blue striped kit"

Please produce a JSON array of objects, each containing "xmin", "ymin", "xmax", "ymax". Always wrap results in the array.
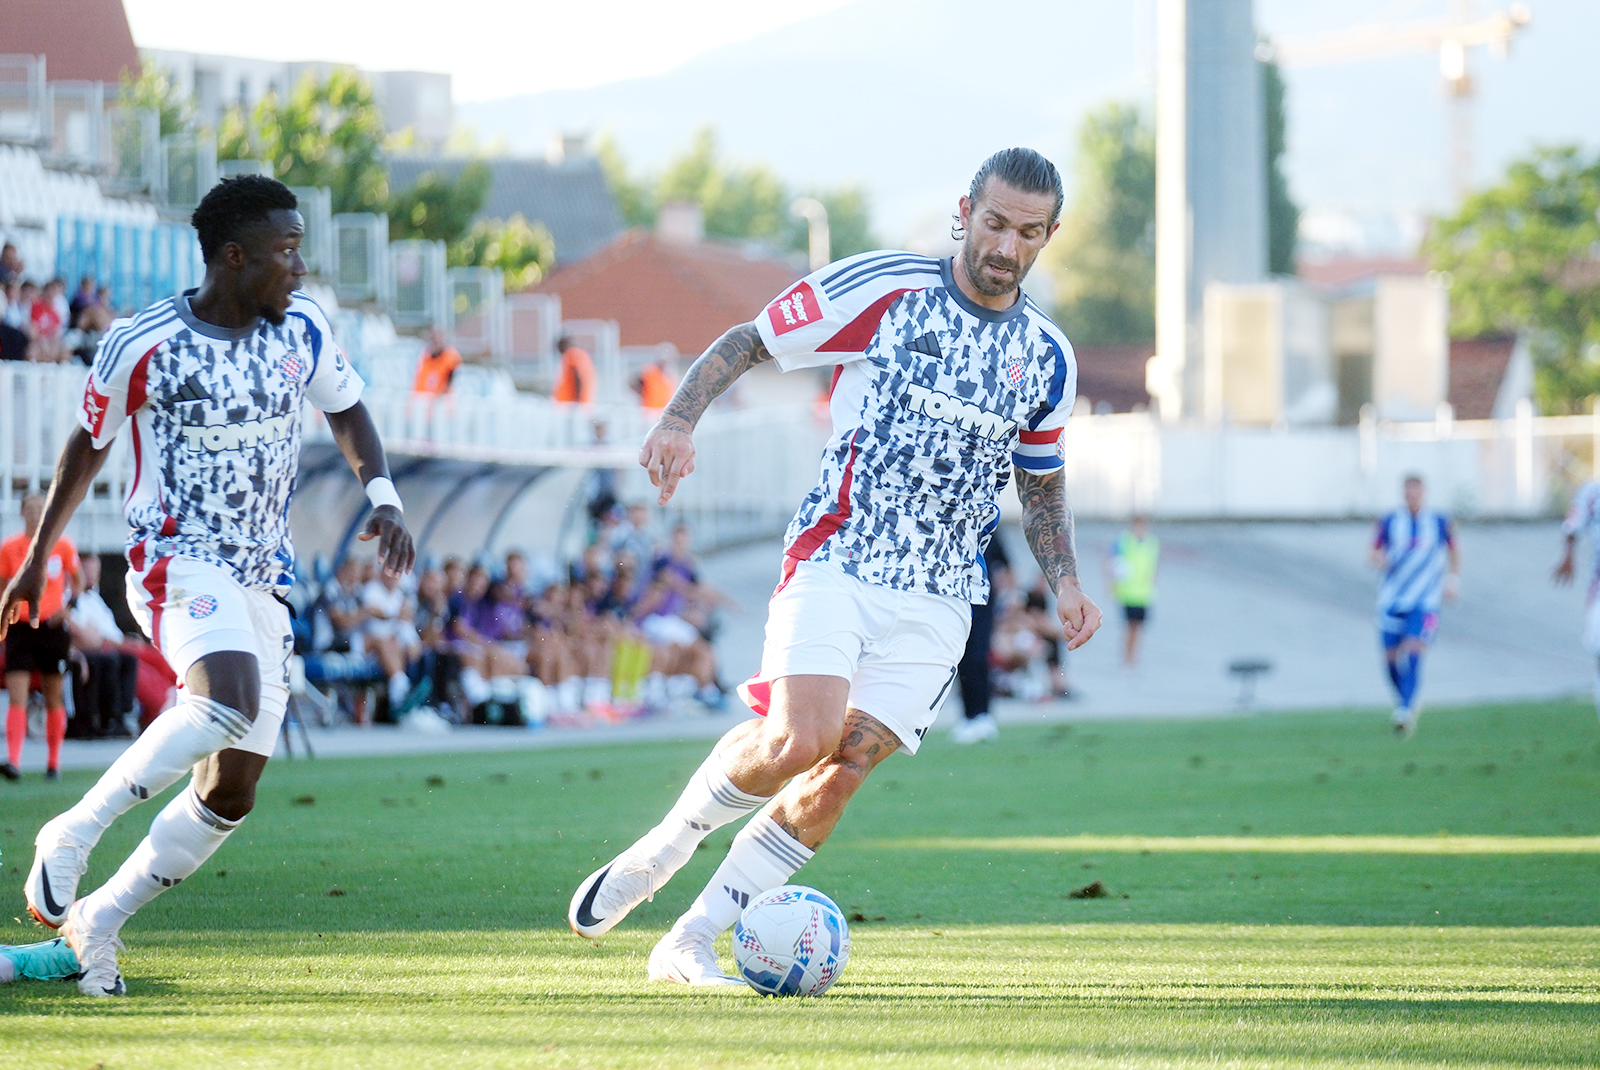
[{"xmin": 1369, "ymin": 474, "xmax": 1460, "ymax": 737}]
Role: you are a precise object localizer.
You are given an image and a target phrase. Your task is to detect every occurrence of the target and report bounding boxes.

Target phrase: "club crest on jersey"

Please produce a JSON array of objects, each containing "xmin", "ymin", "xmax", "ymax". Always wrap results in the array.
[
  {"xmin": 1006, "ymin": 355, "xmax": 1026, "ymax": 386},
  {"xmin": 188, "ymin": 594, "xmax": 218, "ymax": 619},
  {"xmin": 767, "ymin": 282, "xmax": 821, "ymax": 336},
  {"xmin": 281, "ymin": 353, "xmax": 304, "ymax": 381}
]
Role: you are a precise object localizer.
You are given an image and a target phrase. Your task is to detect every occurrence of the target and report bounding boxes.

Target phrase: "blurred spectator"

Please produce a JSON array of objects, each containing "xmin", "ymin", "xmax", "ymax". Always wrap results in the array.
[
  {"xmin": 22, "ymin": 280, "xmax": 70, "ymax": 363},
  {"xmin": 0, "ymin": 282, "xmax": 26, "ymax": 361},
  {"xmin": 68, "ymin": 276, "xmax": 97, "ymax": 322},
  {"xmin": 633, "ymin": 358, "xmax": 676, "ymax": 411},
  {"xmin": 553, "ymin": 335, "xmax": 596, "ymax": 404},
  {"xmin": 1107, "ymin": 515, "xmax": 1159, "ymax": 668},
  {"xmin": 447, "ymin": 565, "xmax": 524, "ymax": 715},
  {"xmin": 0, "ymin": 243, "xmax": 22, "ymax": 286},
  {"xmin": 585, "ymin": 421, "xmax": 620, "ymax": 530},
  {"xmin": 64, "ymin": 555, "xmax": 153, "ymax": 739},
  {"xmin": 413, "ymin": 326, "xmax": 461, "ymax": 396},
  {"xmin": 991, "ymin": 577, "xmax": 1074, "ymax": 701},
  {"xmin": 361, "ymin": 568, "xmax": 420, "ymax": 711},
  {"xmin": 612, "ymin": 502, "xmax": 661, "ymax": 566}
]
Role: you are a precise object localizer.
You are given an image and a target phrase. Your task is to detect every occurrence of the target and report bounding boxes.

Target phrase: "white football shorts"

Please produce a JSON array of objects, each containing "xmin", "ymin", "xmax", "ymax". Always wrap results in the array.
[
  {"xmin": 737, "ymin": 557, "xmax": 970, "ymax": 755},
  {"xmin": 126, "ymin": 554, "xmax": 292, "ymax": 758}
]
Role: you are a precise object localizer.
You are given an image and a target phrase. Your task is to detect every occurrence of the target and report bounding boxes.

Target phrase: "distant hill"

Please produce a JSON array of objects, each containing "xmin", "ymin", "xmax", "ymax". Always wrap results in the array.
[{"xmin": 459, "ymin": 0, "xmax": 1599, "ymax": 249}]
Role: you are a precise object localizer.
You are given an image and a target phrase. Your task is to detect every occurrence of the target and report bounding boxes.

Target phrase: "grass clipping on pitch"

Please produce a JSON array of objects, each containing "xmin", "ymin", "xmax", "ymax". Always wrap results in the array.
[{"xmin": 2, "ymin": 698, "xmax": 1598, "ymax": 1068}]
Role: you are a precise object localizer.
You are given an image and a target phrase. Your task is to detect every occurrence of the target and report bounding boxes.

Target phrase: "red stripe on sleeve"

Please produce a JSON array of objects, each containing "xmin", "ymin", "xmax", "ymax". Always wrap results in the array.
[
  {"xmin": 816, "ymin": 289, "xmax": 915, "ymax": 353},
  {"xmin": 126, "ymin": 346, "xmax": 157, "ymax": 414},
  {"xmin": 1018, "ymin": 428, "xmax": 1060, "ymax": 445}
]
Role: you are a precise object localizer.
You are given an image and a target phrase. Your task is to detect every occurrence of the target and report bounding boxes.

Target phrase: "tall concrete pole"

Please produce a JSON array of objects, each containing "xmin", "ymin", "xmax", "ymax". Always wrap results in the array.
[{"xmin": 1151, "ymin": 0, "xmax": 1268, "ymax": 423}]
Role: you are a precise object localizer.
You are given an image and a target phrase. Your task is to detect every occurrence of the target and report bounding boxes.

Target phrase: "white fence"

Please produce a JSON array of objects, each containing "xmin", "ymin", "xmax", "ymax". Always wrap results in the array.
[{"xmin": 5, "ymin": 363, "xmax": 1592, "ymax": 555}]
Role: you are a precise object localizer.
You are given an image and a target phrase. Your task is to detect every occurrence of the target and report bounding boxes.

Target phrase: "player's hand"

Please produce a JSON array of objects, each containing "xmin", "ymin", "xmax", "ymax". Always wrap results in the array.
[
  {"xmin": 1055, "ymin": 580, "xmax": 1102, "ymax": 651},
  {"xmin": 640, "ymin": 421, "xmax": 696, "ymax": 505},
  {"xmin": 357, "ymin": 504, "xmax": 415, "ymax": 577},
  {"xmin": 0, "ymin": 558, "xmax": 49, "ymax": 639},
  {"xmin": 1554, "ymin": 556, "xmax": 1575, "ymax": 586}
]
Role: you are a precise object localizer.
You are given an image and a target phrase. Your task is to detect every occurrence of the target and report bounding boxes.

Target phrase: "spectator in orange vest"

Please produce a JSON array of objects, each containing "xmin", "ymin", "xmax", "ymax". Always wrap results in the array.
[
  {"xmin": 413, "ymin": 327, "xmax": 462, "ymax": 396},
  {"xmin": 553, "ymin": 336, "xmax": 596, "ymax": 404},
  {"xmin": 633, "ymin": 360, "xmax": 676, "ymax": 411}
]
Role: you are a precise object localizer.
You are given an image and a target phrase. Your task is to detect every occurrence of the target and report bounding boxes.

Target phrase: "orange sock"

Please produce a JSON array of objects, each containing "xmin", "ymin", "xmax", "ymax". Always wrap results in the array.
[
  {"xmin": 46, "ymin": 707, "xmax": 66, "ymax": 771},
  {"xmin": 6, "ymin": 705, "xmax": 23, "ymax": 767}
]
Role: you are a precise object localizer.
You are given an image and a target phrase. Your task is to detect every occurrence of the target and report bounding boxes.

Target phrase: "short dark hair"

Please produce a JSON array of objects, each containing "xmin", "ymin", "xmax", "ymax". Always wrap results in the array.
[
  {"xmin": 191, "ymin": 175, "xmax": 298, "ymax": 263},
  {"xmin": 966, "ymin": 147, "xmax": 1064, "ymax": 228}
]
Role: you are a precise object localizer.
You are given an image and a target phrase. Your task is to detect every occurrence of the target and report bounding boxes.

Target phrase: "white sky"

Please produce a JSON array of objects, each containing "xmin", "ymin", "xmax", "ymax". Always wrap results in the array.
[{"xmin": 122, "ymin": 0, "xmax": 859, "ymax": 102}]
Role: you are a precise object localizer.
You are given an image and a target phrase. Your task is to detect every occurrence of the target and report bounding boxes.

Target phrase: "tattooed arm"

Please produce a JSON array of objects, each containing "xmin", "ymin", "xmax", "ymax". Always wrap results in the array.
[
  {"xmin": 1015, "ymin": 466, "xmax": 1102, "ymax": 650},
  {"xmin": 639, "ymin": 322, "xmax": 774, "ymax": 504}
]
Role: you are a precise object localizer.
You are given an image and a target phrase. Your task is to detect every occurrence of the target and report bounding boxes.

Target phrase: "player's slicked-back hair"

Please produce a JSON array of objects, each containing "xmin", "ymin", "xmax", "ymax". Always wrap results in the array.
[
  {"xmin": 191, "ymin": 175, "xmax": 299, "ymax": 264},
  {"xmin": 967, "ymin": 147, "xmax": 1064, "ymax": 227}
]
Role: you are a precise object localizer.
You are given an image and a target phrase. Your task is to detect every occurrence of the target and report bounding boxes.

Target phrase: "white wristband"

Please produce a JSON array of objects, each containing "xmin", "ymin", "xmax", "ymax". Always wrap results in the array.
[{"xmin": 365, "ymin": 477, "xmax": 403, "ymax": 513}]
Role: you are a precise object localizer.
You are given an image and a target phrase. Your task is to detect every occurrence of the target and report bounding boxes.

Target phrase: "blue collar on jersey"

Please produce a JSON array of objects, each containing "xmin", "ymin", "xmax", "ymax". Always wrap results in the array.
[{"xmin": 940, "ymin": 258, "xmax": 1029, "ymax": 324}]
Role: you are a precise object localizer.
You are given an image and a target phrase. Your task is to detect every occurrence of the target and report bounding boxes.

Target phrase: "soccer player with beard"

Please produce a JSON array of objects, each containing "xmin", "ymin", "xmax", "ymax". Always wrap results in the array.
[
  {"xmin": 569, "ymin": 148, "xmax": 1102, "ymax": 984},
  {"xmin": 2, "ymin": 176, "xmax": 414, "ymax": 996}
]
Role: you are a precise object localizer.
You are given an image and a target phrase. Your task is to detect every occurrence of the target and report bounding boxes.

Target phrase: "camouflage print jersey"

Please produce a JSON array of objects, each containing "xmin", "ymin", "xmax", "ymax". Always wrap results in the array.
[
  {"xmin": 79, "ymin": 290, "xmax": 363, "ymax": 593},
  {"xmin": 755, "ymin": 251, "xmax": 1077, "ymax": 605}
]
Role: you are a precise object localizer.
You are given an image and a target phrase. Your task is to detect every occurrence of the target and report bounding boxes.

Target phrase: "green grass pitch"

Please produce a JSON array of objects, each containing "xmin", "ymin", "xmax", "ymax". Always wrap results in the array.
[{"xmin": 2, "ymin": 699, "xmax": 1598, "ymax": 1068}]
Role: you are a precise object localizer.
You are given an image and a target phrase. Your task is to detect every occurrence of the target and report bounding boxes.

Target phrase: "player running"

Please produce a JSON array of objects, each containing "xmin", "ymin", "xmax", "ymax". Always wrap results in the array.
[
  {"xmin": 1, "ymin": 176, "xmax": 414, "ymax": 996},
  {"xmin": 1553, "ymin": 479, "xmax": 1600, "ymax": 722},
  {"xmin": 568, "ymin": 148, "xmax": 1101, "ymax": 984},
  {"xmin": 1369, "ymin": 474, "xmax": 1459, "ymax": 737},
  {"xmin": 1, "ymin": 493, "xmax": 80, "ymax": 780}
]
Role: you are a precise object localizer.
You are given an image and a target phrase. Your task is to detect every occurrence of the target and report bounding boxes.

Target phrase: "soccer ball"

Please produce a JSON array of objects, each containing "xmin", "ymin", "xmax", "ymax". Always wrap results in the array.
[{"xmin": 732, "ymin": 885, "xmax": 851, "ymax": 997}]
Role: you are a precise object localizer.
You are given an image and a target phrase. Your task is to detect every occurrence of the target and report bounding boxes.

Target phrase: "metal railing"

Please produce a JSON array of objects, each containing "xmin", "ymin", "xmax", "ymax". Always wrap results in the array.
[{"xmin": 56, "ymin": 217, "xmax": 204, "ymax": 312}]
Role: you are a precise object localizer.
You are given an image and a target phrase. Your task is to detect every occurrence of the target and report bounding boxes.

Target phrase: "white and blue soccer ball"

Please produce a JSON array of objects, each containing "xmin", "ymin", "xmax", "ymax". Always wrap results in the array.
[{"xmin": 732, "ymin": 885, "xmax": 851, "ymax": 997}]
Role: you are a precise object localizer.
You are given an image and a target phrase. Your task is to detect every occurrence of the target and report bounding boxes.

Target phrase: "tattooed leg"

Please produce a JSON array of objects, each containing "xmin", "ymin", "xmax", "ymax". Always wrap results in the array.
[{"xmin": 765, "ymin": 709, "xmax": 902, "ymax": 850}]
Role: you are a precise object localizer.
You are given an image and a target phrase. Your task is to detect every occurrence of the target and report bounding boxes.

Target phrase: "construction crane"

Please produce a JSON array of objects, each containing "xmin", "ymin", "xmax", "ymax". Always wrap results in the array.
[{"xmin": 1264, "ymin": 2, "xmax": 1533, "ymax": 203}]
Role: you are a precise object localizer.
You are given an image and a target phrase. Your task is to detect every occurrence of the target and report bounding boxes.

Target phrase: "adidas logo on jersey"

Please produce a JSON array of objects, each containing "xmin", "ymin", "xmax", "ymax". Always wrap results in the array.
[
  {"xmin": 902, "ymin": 332, "xmax": 942, "ymax": 359},
  {"xmin": 901, "ymin": 382, "xmax": 1015, "ymax": 441},
  {"xmin": 173, "ymin": 375, "xmax": 212, "ymax": 403},
  {"xmin": 179, "ymin": 413, "xmax": 294, "ymax": 453}
]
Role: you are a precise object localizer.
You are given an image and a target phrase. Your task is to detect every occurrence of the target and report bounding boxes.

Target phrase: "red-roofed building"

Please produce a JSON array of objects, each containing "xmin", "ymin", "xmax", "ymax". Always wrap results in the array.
[
  {"xmin": 530, "ymin": 219, "xmax": 803, "ymax": 357},
  {"xmin": 0, "ymin": 0, "xmax": 140, "ymax": 83}
]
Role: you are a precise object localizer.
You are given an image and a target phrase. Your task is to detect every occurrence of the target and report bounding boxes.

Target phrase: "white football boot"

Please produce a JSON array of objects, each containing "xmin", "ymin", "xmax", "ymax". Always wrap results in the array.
[
  {"xmin": 648, "ymin": 923, "xmax": 745, "ymax": 987},
  {"xmin": 61, "ymin": 901, "xmax": 125, "ymax": 997},
  {"xmin": 569, "ymin": 839, "xmax": 691, "ymax": 940},
  {"xmin": 949, "ymin": 713, "xmax": 999, "ymax": 745},
  {"xmin": 1391, "ymin": 706, "xmax": 1417, "ymax": 739},
  {"xmin": 26, "ymin": 816, "xmax": 95, "ymax": 929}
]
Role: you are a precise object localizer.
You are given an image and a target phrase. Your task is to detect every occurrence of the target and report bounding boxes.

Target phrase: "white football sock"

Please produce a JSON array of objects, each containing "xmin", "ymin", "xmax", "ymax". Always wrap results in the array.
[
  {"xmin": 677, "ymin": 813, "xmax": 813, "ymax": 936},
  {"xmin": 556, "ymin": 676, "xmax": 583, "ymax": 713},
  {"xmin": 79, "ymin": 783, "xmax": 241, "ymax": 933},
  {"xmin": 460, "ymin": 667, "xmax": 492, "ymax": 706},
  {"xmin": 642, "ymin": 749, "xmax": 768, "ymax": 858},
  {"xmin": 388, "ymin": 672, "xmax": 410, "ymax": 706},
  {"xmin": 491, "ymin": 675, "xmax": 521, "ymax": 704},
  {"xmin": 59, "ymin": 695, "xmax": 251, "ymax": 846}
]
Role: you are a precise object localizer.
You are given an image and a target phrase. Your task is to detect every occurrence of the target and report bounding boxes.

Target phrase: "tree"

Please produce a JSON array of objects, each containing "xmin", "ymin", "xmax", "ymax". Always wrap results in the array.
[
  {"xmin": 1428, "ymin": 146, "xmax": 1600, "ymax": 413},
  {"xmin": 120, "ymin": 63, "xmax": 193, "ymax": 137},
  {"xmin": 387, "ymin": 162, "xmax": 490, "ymax": 243},
  {"xmin": 1048, "ymin": 102, "xmax": 1156, "ymax": 344},
  {"xmin": 598, "ymin": 134, "xmax": 654, "ymax": 228},
  {"xmin": 1262, "ymin": 56, "xmax": 1300, "ymax": 276},
  {"xmin": 601, "ymin": 128, "xmax": 878, "ymax": 260},
  {"xmin": 449, "ymin": 214, "xmax": 556, "ymax": 292},
  {"xmin": 217, "ymin": 70, "xmax": 389, "ymax": 214}
]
